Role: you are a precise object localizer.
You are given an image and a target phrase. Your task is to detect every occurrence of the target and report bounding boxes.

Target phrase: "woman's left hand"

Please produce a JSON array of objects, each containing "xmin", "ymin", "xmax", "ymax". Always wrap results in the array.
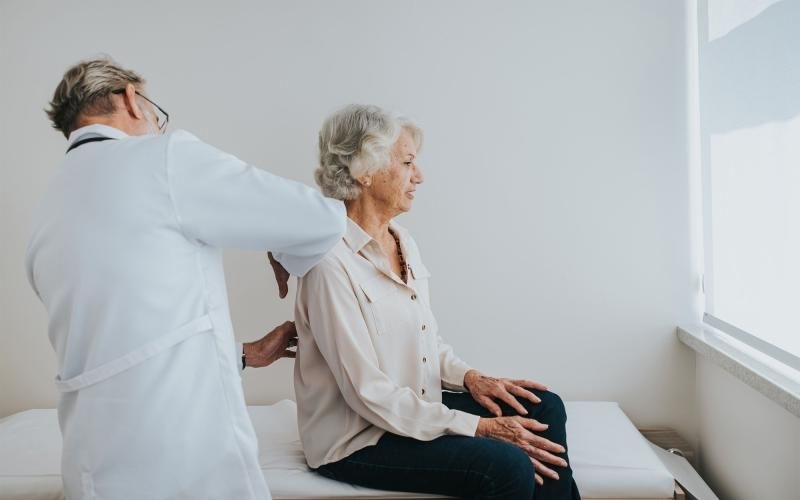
[{"xmin": 463, "ymin": 370, "xmax": 549, "ymax": 416}]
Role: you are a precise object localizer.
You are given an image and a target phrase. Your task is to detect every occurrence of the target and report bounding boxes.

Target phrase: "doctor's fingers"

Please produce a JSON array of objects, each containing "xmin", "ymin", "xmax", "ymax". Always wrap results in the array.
[
  {"xmin": 267, "ymin": 252, "xmax": 290, "ymax": 299},
  {"xmin": 282, "ymin": 349, "xmax": 297, "ymax": 359},
  {"xmin": 274, "ymin": 320, "xmax": 296, "ymax": 336}
]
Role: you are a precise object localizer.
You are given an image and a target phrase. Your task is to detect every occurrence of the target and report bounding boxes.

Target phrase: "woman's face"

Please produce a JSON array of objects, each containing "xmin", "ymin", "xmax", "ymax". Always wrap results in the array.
[{"xmin": 367, "ymin": 128, "xmax": 424, "ymax": 216}]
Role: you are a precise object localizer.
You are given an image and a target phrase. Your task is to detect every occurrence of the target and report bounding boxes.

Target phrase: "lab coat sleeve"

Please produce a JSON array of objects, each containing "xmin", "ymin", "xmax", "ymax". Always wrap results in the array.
[
  {"xmin": 299, "ymin": 258, "xmax": 480, "ymax": 440},
  {"xmin": 166, "ymin": 130, "xmax": 346, "ymax": 276}
]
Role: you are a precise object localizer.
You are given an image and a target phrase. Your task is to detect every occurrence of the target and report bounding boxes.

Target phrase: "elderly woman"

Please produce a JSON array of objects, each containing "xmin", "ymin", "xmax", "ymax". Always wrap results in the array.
[{"xmin": 294, "ymin": 104, "xmax": 580, "ymax": 499}]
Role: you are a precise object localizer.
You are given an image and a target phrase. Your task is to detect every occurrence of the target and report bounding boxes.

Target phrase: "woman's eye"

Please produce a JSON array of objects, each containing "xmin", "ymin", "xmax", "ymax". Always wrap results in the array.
[{"xmin": 404, "ymin": 162, "xmax": 413, "ymax": 167}]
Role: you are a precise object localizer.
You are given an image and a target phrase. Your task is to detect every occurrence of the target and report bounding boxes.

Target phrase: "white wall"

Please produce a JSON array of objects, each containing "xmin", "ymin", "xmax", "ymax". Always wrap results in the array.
[
  {"xmin": 696, "ymin": 357, "xmax": 800, "ymax": 500},
  {"xmin": 0, "ymin": 0, "xmax": 699, "ymax": 442}
]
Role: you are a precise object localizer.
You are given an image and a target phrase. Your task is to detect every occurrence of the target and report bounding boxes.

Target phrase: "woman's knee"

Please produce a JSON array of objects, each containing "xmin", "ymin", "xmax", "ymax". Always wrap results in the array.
[{"xmin": 522, "ymin": 390, "xmax": 567, "ymax": 422}]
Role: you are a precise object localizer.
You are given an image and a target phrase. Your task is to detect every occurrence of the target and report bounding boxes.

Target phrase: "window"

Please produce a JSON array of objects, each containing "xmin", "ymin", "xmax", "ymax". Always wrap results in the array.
[{"xmin": 699, "ymin": 0, "xmax": 800, "ymax": 369}]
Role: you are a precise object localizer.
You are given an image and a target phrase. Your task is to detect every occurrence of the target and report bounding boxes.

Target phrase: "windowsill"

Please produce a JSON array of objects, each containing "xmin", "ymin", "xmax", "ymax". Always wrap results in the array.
[{"xmin": 677, "ymin": 325, "xmax": 800, "ymax": 418}]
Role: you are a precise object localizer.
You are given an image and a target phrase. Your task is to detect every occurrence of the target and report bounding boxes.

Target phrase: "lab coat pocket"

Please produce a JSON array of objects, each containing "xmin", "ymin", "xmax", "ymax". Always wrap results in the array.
[{"xmin": 359, "ymin": 278, "xmax": 400, "ymax": 336}]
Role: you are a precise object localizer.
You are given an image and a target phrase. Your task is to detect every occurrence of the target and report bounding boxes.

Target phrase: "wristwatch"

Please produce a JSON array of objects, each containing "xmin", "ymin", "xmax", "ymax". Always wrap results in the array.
[{"xmin": 242, "ymin": 352, "xmax": 247, "ymax": 370}]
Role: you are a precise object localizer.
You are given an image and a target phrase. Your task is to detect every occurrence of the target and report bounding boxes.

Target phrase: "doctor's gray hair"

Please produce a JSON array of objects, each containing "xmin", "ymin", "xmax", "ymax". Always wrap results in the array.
[
  {"xmin": 45, "ymin": 57, "xmax": 145, "ymax": 138},
  {"xmin": 315, "ymin": 104, "xmax": 423, "ymax": 200}
]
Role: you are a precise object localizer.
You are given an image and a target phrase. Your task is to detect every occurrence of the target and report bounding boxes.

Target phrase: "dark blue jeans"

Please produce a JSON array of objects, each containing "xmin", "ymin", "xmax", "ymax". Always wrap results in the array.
[{"xmin": 316, "ymin": 390, "xmax": 581, "ymax": 500}]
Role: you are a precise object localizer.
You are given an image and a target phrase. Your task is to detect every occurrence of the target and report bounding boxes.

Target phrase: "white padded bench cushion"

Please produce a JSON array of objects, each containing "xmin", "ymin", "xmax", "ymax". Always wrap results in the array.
[{"xmin": 0, "ymin": 401, "xmax": 675, "ymax": 500}]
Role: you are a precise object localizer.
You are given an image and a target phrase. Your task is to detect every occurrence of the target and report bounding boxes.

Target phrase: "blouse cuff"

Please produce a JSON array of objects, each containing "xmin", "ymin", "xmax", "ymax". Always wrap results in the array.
[
  {"xmin": 450, "ymin": 410, "xmax": 481, "ymax": 437},
  {"xmin": 441, "ymin": 361, "xmax": 472, "ymax": 392}
]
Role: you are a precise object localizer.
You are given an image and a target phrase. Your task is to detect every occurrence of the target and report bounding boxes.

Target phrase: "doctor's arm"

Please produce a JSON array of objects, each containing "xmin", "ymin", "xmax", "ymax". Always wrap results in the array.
[
  {"xmin": 240, "ymin": 321, "xmax": 297, "ymax": 368},
  {"xmin": 166, "ymin": 130, "xmax": 346, "ymax": 276}
]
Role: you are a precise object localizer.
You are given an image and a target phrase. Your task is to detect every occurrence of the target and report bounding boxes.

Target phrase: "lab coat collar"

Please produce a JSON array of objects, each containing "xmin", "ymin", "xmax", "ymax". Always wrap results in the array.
[{"xmin": 67, "ymin": 124, "xmax": 130, "ymax": 147}]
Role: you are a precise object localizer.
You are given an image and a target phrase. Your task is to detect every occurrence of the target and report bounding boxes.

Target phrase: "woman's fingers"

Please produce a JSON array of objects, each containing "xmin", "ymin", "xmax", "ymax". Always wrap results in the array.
[
  {"xmin": 529, "ymin": 433, "xmax": 566, "ymax": 455},
  {"xmin": 530, "ymin": 459, "xmax": 544, "ymax": 486},
  {"xmin": 506, "ymin": 383, "xmax": 541, "ymax": 404},
  {"xmin": 478, "ymin": 396, "xmax": 503, "ymax": 417},
  {"xmin": 532, "ymin": 458, "xmax": 560, "ymax": 481},
  {"xmin": 496, "ymin": 389, "xmax": 529, "ymax": 415},
  {"xmin": 517, "ymin": 417, "xmax": 548, "ymax": 433},
  {"xmin": 512, "ymin": 378, "xmax": 548, "ymax": 391},
  {"xmin": 530, "ymin": 445, "xmax": 568, "ymax": 468},
  {"xmin": 514, "ymin": 421, "xmax": 567, "ymax": 466},
  {"xmin": 519, "ymin": 445, "xmax": 560, "ymax": 480}
]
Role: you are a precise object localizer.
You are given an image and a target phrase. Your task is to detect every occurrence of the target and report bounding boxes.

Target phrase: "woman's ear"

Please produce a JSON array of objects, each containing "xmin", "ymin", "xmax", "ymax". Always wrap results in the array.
[{"xmin": 121, "ymin": 83, "xmax": 145, "ymax": 120}]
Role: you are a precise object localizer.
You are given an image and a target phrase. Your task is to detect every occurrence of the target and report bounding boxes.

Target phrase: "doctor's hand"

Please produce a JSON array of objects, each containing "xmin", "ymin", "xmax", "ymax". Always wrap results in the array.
[
  {"xmin": 243, "ymin": 321, "xmax": 298, "ymax": 368},
  {"xmin": 464, "ymin": 369, "xmax": 548, "ymax": 417},
  {"xmin": 267, "ymin": 252, "xmax": 291, "ymax": 299},
  {"xmin": 476, "ymin": 416, "xmax": 567, "ymax": 486}
]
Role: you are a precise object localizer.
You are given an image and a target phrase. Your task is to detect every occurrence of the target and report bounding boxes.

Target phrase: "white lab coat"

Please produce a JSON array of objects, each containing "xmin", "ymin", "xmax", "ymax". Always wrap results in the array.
[{"xmin": 25, "ymin": 124, "xmax": 346, "ymax": 500}]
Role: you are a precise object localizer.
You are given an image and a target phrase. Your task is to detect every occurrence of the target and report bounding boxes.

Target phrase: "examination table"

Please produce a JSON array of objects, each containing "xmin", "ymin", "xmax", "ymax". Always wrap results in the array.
[{"xmin": 0, "ymin": 400, "xmax": 683, "ymax": 499}]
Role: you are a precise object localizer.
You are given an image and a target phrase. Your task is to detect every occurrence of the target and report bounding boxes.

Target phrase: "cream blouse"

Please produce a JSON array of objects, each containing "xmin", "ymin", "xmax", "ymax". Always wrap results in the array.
[{"xmin": 293, "ymin": 218, "xmax": 480, "ymax": 468}]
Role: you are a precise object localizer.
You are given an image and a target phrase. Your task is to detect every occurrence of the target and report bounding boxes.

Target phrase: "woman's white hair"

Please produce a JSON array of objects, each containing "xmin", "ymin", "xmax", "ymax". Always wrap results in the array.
[{"xmin": 315, "ymin": 104, "xmax": 423, "ymax": 200}]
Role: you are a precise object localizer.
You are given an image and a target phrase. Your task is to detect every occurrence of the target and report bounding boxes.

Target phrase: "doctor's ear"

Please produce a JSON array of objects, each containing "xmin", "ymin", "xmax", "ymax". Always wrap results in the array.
[{"xmin": 118, "ymin": 84, "xmax": 145, "ymax": 120}]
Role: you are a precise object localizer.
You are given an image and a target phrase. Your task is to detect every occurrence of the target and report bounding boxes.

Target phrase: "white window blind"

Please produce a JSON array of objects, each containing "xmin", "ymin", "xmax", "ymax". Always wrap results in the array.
[{"xmin": 700, "ymin": 0, "xmax": 800, "ymax": 366}]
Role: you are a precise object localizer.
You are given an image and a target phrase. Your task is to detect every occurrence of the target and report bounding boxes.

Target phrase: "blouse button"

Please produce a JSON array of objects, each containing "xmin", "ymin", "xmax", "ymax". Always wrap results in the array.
[
  {"xmin": 422, "ymin": 356, "xmax": 427, "ymax": 363},
  {"xmin": 421, "ymin": 388, "xmax": 426, "ymax": 395},
  {"xmin": 411, "ymin": 294, "xmax": 417, "ymax": 300},
  {"xmin": 421, "ymin": 324, "xmax": 427, "ymax": 331}
]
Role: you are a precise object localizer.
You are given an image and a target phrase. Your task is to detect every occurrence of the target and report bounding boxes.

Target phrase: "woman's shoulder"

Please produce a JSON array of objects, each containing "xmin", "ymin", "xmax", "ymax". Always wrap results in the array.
[{"xmin": 303, "ymin": 240, "xmax": 352, "ymax": 280}]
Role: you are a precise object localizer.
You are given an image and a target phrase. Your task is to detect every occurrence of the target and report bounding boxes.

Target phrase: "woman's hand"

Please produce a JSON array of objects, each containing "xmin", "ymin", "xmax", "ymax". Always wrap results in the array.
[
  {"xmin": 267, "ymin": 252, "xmax": 291, "ymax": 299},
  {"xmin": 476, "ymin": 416, "xmax": 567, "ymax": 486},
  {"xmin": 243, "ymin": 321, "xmax": 298, "ymax": 368},
  {"xmin": 464, "ymin": 370, "xmax": 549, "ymax": 416}
]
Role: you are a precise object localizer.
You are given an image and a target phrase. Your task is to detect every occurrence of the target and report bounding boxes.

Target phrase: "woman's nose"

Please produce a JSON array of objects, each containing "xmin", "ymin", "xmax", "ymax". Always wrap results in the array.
[{"xmin": 414, "ymin": 164, "xmax": 424, "ymax": 184}]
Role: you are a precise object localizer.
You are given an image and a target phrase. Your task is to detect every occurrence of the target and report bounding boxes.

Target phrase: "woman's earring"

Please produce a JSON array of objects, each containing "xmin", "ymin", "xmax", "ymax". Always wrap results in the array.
[{"xmin": 362, "ymin": 178, "xmax": 372, "ymax": 187}]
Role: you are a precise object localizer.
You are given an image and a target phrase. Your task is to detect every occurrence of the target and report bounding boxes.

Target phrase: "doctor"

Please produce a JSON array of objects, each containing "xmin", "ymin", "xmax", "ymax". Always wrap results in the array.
[{"xmin": 25, "ymin": 58, "xmax": 346, "ymax": 500}]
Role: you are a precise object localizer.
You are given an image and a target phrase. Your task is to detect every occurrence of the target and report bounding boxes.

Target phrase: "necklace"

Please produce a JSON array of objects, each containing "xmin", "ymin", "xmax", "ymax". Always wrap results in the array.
[{"xmin": 388, "ymin": 228, "xmax": 408, "ymax": 284}]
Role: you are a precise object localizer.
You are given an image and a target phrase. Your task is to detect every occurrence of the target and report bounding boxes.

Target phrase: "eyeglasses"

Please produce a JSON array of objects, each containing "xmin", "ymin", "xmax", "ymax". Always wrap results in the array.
[{"xmin": 112, "ymin": 88, "xmax": 169, "ymax": 132}]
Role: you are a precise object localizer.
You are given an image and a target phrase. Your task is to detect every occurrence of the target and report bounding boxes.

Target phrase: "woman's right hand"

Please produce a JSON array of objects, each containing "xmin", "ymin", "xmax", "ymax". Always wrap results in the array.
[{"xmin": 476, "ymin": 416, "xmax": 568, "ymax": 486}]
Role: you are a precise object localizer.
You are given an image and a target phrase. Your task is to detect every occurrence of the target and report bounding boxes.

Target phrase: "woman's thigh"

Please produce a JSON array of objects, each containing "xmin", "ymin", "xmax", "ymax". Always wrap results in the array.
[
  {"xmin": 317, "ymin": 432, "xmax": 534, "ymax": 500},
  {"xmin": 442, "ymin": 390, "xmax": 580, "ymax": 500}
]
